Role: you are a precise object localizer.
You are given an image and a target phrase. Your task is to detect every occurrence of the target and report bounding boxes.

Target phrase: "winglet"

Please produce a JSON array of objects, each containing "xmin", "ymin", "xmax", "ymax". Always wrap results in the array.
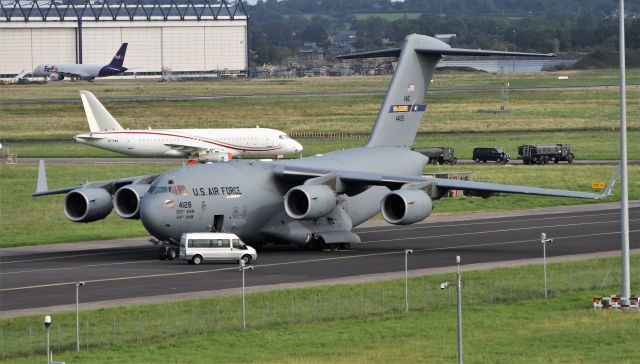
[
  {"xmin": 596, "ymin": 164, "xmax": 621, "ymax": 200},
  {"xmin": 36, "ymin": 159, "xmax": 48, "ymax": 193}
]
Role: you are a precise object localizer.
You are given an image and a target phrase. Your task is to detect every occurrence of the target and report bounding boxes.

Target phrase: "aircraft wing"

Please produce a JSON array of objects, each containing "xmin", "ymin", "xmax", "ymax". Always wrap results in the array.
[
  {"xmin": 165, "ymin": 140, "xmax": 224, "ymax": 155},
  {"xmin": 274, "ymin": 164, "xmax": 619, "ymax": 200},
  {"xmin": 32, "ymin": 160, "xmax": 159, "ymax": 197}
]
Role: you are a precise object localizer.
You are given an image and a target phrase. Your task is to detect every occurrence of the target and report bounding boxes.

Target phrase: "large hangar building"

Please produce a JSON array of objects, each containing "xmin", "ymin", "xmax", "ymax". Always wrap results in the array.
[{"xmin": 0, "ymin": 0, "xmax": 249, "ymax": 79}]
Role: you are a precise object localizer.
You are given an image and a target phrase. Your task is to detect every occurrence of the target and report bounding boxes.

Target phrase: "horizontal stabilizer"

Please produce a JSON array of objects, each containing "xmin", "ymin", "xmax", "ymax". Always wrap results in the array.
[{"xmin": 337, "ymin": 47, "xmax": 555, "ymax": 60}]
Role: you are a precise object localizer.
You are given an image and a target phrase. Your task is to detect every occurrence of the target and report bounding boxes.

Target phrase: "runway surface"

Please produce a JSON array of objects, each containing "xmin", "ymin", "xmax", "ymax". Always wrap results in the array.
[
  {"xmin": 1, "ymin": 203, "xmax": 638, "ymax": 316},
  {"xmin": 2, "ymin": 84, "xmax": 637, "ymax": 104}
]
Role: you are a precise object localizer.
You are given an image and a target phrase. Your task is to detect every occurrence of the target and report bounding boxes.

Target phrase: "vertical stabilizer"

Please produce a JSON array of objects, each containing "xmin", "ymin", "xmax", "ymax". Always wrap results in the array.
[
  {"xmin": 337, "ymin": 34, "xmax": 554, "ymax": 148},
  {"xmin": 79, "ymin": 91, "xmax": 124, "ymax": 132},
  {"xmin": 109, "ymin": 43, "xmax": 128, "ymax": 68},
  {"xmin": 36, "ymin": 160, "xmax": 48, "ymax": 193}
]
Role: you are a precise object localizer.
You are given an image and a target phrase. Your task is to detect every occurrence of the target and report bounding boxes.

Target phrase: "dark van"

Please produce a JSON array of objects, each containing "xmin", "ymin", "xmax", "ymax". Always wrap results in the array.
[{"xmin": 472, "ymin": 147, "xmax": 510, "ymax": 164}]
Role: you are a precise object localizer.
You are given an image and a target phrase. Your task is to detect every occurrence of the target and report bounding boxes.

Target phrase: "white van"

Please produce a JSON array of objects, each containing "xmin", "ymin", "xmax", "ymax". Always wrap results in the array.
[{"xmin": 179, "ymin": 232, "xmax": 257, "ymax": 265}]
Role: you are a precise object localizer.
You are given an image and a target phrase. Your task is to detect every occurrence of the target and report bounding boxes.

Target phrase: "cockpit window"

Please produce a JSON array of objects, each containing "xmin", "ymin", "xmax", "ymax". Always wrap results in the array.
[
  {"xmin": 149, "ymin": 185, "xmax": 189, "ymax": 196},
  {"xmin": 279, "ymin": 134, "xmax": 290, "ymax": 140}
]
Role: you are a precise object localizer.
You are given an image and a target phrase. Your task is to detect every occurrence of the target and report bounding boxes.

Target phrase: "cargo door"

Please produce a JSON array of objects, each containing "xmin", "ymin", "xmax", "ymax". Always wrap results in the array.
[{"xmin": 211, "ymin": 214, "xmax": 224, "ymax": 232}]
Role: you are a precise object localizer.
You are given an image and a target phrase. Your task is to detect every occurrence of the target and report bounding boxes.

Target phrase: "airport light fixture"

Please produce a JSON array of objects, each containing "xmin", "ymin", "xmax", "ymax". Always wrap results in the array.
[
  {"xmin": 540, "ymin": 233, "xmax": 553, "ymax": 298},
  {"xmin": 440, "ymin": 255, "xmax": 463, "ymax": 364},
  {"xmin": 618, "ymin": 0, "xmax": 632, "ymax": 307},
  {"xmin": 44, "ymin": 315, "xmax": 52, "ymax": 364},
  {"xmin": 75, "ymin": 281, "xmax": 85, "ymax": 351},
  {"xmin": 239, "ymin": 258, "xmax": 254, "ymax": 329},
  {"xmin": 404, "ymin": 249, "xmax": 413, "ymax": 313}
]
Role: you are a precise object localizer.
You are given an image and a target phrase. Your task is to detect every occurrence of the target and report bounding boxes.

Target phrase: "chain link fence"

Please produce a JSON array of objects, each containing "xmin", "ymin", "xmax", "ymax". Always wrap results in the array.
[{"xmin": 0, "ymin": 261, "xmax": 631, "ymax": 359}]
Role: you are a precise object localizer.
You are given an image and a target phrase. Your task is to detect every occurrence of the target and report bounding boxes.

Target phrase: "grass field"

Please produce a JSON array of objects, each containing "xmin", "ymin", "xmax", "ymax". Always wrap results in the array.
[
  {"xmin": 9, "ymin": 130, "xmax": 638, "ymax": 160},
  {"xmin": 1, "ymin": 163, "xmax": 635, "ymax": 247},
  {"xmin": 2, "ymin": 69, "xmax": 639, "ymax": 100},
  {"xmin": 2, "ymin": 254, "xmax": 639, "ymax": 362},
  {"xmin": 2, "ymin": 88, "xmax": 639, "ymax": 141}
]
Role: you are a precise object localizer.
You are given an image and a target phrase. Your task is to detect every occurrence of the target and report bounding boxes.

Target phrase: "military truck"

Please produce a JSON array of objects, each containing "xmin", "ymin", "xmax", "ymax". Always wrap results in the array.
[
  {"xmin": 472, "ymin": 147, "xmax": 510, "ymax": 164},
  {"xmin": 518, "ymin": 144, "xmax": 574, "ymax": 165},
  {"xmin": 413, "ymin": 147, "xmax": 458, "ymax": 165}
]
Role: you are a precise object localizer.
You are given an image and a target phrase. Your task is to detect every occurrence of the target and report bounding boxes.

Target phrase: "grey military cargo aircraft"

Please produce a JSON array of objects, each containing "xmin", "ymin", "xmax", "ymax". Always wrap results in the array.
[{"xmin": 34, "ymin": 34, "xmax": 617, "ymax": 255}]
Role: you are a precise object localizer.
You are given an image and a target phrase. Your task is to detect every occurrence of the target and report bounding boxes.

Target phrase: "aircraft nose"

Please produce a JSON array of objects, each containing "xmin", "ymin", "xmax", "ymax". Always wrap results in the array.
[
  {"xmin": 140, "ymin": 192, "xmax": 172, "ymax": 241},
  {"xmin": 293, "ymin": 140, "xmax": 304, "ymax": 152}
]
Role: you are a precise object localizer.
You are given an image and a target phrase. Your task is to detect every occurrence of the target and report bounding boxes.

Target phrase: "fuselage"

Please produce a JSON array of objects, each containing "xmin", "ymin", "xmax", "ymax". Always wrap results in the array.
[
  {"xmin": 139, "ymin": 147, "xmax": 428, "ymax": 244},
  {"xmin": 32, "ymin": 64, "xmax": 126, "ymax": 79},
  {"xmin": 73, "ymin": 128, "xmax": 303, "ymax": 158}
]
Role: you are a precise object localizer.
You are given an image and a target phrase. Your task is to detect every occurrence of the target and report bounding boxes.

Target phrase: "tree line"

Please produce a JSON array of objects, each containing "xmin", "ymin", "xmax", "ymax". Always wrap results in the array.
[{"xmin": 247, "ymin": 0, "xmax": 640, "ymax": 68}]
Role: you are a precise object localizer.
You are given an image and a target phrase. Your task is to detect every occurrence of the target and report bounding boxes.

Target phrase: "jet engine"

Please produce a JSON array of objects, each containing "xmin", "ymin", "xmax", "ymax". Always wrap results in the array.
[
  {"xmin": 198, "ymin": 150, "xmax": 232, "ymax": 162},
  {"xmin": 113, "ymin": 184, "xmax": 150, "ymax": 219},
  {"xmin": 284, "ymin": 185, "xmax": 336, "ymax": 220},
  {"xmin": 381, "ymin": 189, "xmax": 432, "ymax": 225},
  {"xmin": 63, "ymin": 188, "xmax": 113, "ymax": 223},
  {"xmin": 49, "ymin": 73, "xmax": 64, "ymax": 81}
]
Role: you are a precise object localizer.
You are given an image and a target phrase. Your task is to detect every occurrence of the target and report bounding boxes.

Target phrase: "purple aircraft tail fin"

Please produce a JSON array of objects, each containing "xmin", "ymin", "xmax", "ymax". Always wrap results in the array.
[{"xmin": 109, "ymin": 43, "xmax": 128, "ymax": 68}]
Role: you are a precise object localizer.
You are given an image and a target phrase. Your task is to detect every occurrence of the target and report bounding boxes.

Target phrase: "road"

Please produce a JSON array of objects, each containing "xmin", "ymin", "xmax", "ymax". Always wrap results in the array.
[
  {"xmin": 1, "ymin": 202, "xmax": 638, "ymax": 317},
  {"xmin": 14, "ymin": 157, "xmax": 638, "ymax": 166},
  {"xmin": 2, "ymin": 84, "xmax": 637, "ymax": 104}
]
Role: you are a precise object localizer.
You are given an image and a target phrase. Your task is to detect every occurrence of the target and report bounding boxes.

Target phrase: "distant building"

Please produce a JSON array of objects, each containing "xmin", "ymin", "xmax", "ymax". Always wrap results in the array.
[
  {"xmin": 297, "ymin": 42, "xmax": 324, "ymax": 61},
  {"xmin": 327, "ymin": 30, "xmax": 357, "ymax": 58},
  {"xmin": 435, "ymin": 34, "xmax": 457, "ymax": 44}
]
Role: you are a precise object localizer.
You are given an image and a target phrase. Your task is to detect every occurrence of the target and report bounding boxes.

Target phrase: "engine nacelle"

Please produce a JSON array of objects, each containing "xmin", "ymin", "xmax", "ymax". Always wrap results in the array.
[
  {"xmin": 113, "ymin": 184, "xmax": 150, "ymax": 219},
  {"xmin": 63, "ymin": 188, "xmax": 113, "ymax": 223},
  {"xmin": 381, "ymin": 189, "xmax": 433, "ymax": 225},
  {"xmin": 198, "ymin": 150, "xmax": 232, "ymax": 162},
  {"xmin": 49, "ymin": 73, "xmax": 64, "ymax": 81},
  {"xmin": 284, "ymin": 184, "xmax": 336, "ymax": 220}
]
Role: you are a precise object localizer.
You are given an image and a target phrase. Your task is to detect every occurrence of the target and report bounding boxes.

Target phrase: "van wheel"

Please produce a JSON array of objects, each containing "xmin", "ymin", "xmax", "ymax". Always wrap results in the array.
[
  {"xmin": 167, "ymin": 248, "xmax": 177, "ymax": 260},
  {"xmin": 192, "ymin": 255, "xmax": 203, "ymax": 265},
  {"xmin": 474, "ymin": 158, "xmax": 480, "ymax": 163},
  {"xmin": 241, "ymin": 255, "xmax": 252, "ymax": 264}
]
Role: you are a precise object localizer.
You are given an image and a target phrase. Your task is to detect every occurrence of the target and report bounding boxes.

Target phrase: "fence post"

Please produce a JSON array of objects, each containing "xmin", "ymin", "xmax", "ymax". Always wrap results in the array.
[
  {"xmin": 216, "ymin": 306, "xmax": 221, "ymax": 331},
  {"xmin": 266, "ymin": 301, "xmax": 270, "ymax": 323},
  {"xmin": 291, "ymin": 298, "xmax": 295, "ymax": 324},
  {"xmin": 509, "ymin": 280, "xmax": 513, "ymax": 303},
  {"xmin": 86, "ymin": 320, "xmax": 89, "ymax": 349},
  {"xmin": 469, "ymin": 280, "xmax": 473, "ymax": 305},
  {"xmin": 381, "ymin": 287, "xmax": 385, "ymax": 315},
  {"xmin": 336, "ymin": 293, "xmax": 341, "ymax": 319},
  {"xmin": 164, "ymin": 311, "xmax": 168, "ymax": 338},
  {"xmin": 550, "ymin": 271, "xmax": 554, "ymax": 296},
  {"xmin": 489, "ymin": 280, "xmax": 493, "ymax": 304},
  {"xmin": 191, "ymin": 308, "xmax": 194, "ymax": 335},
  {"xmin": 530, "ymin": 273, "xmax": 533, "ymax": 298},
  {"xmin": 57, "ymin": 322, "xmax": 60, "ymax": 352},
  {"xmin": 313, "ymin": 295, "xmax": 317, "ymax": 321},
  {"xmin": 113, "ymin": 315, "xmax": 117, "ymax": 344},
  {"xmin": 425, "ymin": 287, "xmax": 429, "ymax": 311},
  {"xmin": 29, "ymin": 325, "xmax": 32, "ymax": 355},
  {"xmin": 360, "ymin": 290, "xmax": 364, "ymax": 316},
  {"xmin": 0, "ymin": 327, "xmax": 3, "ymax": 358}
]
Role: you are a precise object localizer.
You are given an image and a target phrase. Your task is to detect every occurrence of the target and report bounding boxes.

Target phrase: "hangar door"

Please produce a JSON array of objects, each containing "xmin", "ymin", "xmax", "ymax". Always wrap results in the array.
[{"xmin": 0, "ymin": 28, "xmax": 76, "ymax": 75}]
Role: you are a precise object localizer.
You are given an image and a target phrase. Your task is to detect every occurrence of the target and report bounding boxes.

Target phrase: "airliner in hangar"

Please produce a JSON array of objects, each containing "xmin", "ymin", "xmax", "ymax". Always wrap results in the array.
[
  {"xmin": 73, "ymin": 91, "xmax": 303, "ymax": 162},
  {"xmin": 32, "ymin": 43, "xmax": 128, "ymax": 81}
]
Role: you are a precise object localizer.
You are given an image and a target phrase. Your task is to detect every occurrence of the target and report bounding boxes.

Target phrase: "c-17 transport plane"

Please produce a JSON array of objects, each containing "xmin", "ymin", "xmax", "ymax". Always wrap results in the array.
[
  {"xmin": 34, "ymin": 34, "xmax": 617, "ymax": 258},
  {"xmin": 73, "ymin": 91, "xmax": 303, "ymax": 162},
  {"xmin": 32, "ymin": 43, "xmax": 128, "ymax": 81}
]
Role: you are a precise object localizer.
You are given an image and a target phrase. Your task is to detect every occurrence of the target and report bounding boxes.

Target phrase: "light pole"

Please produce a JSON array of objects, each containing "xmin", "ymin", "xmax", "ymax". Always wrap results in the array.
[
  {"xmin": 440, "ymin": 255, "xmax": 463, "ymax": 364},
  {"xmin": 404, "ymin": 249, "xmax": 413, "ymax": 313},
  {"xmin": 540, "ymin": 233, "xmax": 553, "ymax": 298},
  {"xmin": 239, "ymin": 258, "xmax": 253, "ymax": 329},
  {"xmin": 44, "ymin": 315, "xmax": 51, "ymax": 364},
  {"xmin": 75, "ymin": 281, "xmax": 85, "ymax": 351}
]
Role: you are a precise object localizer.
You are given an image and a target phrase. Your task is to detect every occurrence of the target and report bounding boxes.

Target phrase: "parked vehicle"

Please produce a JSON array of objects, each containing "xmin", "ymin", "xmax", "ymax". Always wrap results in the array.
[
  {"xmin": 472, "ymin": 147, "xmax": 510, "ymax": 164},
  {"xmin": 178, "ymin": 232, "xmax": 257, "ymax": 265},
  {"xmin": 413, "ymin": 147, "xmax": 458, "ymax": 165},
  {"xmin": 518, "ymin": 144, "xmax": 574, "ymax": 165}
]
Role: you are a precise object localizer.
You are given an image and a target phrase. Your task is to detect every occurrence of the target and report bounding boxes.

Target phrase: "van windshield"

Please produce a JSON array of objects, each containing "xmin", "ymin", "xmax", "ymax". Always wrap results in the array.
[{"xmin": 232, "ymin": 239, "xmax": 247, "ymax": 249}]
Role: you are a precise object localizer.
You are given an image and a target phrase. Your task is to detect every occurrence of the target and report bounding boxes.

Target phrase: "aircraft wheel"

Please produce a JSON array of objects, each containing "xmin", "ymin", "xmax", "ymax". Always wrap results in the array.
[
  {"xmin": 158, "ymin": 249, "xmax": 168, "ymax": 260},
  {"xmin": 192, "ymin": 255, "xmax": 203, "ymax": 265},
  {"xmin": 167, "ymin": 248, "xmax": 177, "ymax": 260}
]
